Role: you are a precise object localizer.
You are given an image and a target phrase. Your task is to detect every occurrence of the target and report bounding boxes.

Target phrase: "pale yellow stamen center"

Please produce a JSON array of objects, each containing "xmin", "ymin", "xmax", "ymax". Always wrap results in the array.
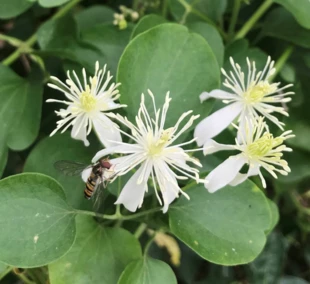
[
  {"xmin": 243, "ymin": 81, "xmax": 277, "ymax": 104},
  {"xmin": 148, "ymin": 128, "xmax": 174, "ymax": 157},
  {"xmin": 80, "ymin": 86, "xmax": 96, "ymax": 112},
  {"xmin": 246, "ymin": 132, "xmax": 283, "ymax": 159}
]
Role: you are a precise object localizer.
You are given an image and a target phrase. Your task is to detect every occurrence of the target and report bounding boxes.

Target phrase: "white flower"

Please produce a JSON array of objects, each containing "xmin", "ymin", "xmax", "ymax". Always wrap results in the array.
[
  {"xmin": 90, "ymin": 90, "xmax": 203, "ymax": 213},
  {"xmin": 203, "ymin": 117, "xmax": 294, "ymax": 193},
  {"xmin": 194, "ymin": 56, "xmax": 294, "ymax": 146},
  {"xmin": 47, "ymin": 62, "xmax": 125, "ymax": 147}
]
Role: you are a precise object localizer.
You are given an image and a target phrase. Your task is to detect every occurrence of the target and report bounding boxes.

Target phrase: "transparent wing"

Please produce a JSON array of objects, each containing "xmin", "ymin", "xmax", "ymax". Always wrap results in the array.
[
  {"xmin": 91, "ymin": 179, "xmax": 108, "ymax": 213},
  {"xmin": 54, "ymin": 160, "xmax": 90, "ymax": 176}
]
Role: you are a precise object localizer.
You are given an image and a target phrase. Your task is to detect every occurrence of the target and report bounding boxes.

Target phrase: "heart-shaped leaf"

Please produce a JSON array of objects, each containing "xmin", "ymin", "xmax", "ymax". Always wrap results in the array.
[
  {"xmin": 169, "ymin": 181, "xmax": 271, "ymax": 265},
  {"xmin": 0, "ymin": 173, "xmax": 76, "ymax": 267},
  {"xmin": 118, "ymin": 257, "xmax": 177, "ymax": 284},
  {"xmin": 49, "ymin": 215, "xmax": 142, "ymax": 284}
]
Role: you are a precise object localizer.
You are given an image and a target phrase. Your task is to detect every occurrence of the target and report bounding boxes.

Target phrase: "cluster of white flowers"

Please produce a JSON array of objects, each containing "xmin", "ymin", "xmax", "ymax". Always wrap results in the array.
[
  {"xmin": 48, "ymin": 57, "xmax": 294, "ymax": 212},
  {"xmin": 195, "ymin": 56, "xmax": 294, "ymax": 192}
]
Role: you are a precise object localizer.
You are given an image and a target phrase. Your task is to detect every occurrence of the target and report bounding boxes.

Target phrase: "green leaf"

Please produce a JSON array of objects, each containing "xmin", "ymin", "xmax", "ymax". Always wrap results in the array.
[
  {"xmin": 131, "ymin": 14, "xmax": 168, "ymax": 39},
  {"xmin": 0, "ymin": 64, "xmax": 43, "ymax": 151},
  {"xmin": 285, "ymin": 119, "xmax": 310, "ymax": 152},
  {"xmin": 118, "ymin": 257, "xmax": 177, "ymax": 284},
  {"xmin": 187, "ymin": 22, "xmax": 224, "ymax": 66},
  {"xmin": 280, "ymin": 63, "xmax": 296, "ymax": 83},
  {"xmin": 37, "ymin": 15, "xmax": 101, "ymax": 72},
  {"xmin": 247, "ymin": 231, "xmax": 286, "ymax": 284},
  {"xmin": 117, "ymin": 23, "xmax": 220, "ymax": 127},
  {"xmin": 24, "ymin": 133, "xmax": 97, "ymax": 210},
  {"xmin": 169, "ymin": 0, "xmax": 227, "ymax": 23},
  {"xmin": 224, "ymin": 39, "xmax": 249, "ymax": 61},
  {"xmin": 0, "ymin": 0, "xmax": 33, "ymax": 19},
  {"xmin": 262, "ymin": 7, "xmax": 310, "ymax": 48},
  {"xmin": 169, "ymin": 181, "xmax": 271, "ymax": 265},
  {"xmin": 223, "ymin": 46, "xmax": 268, "ymax": 75},
  {"xmin": 81, "ymin": 24, "xmax": 133, "ymax": 76},
  {"xmin": 75, "ymin": 5, "xmax": 115, "ymax": 31},
  {"xmin": 0, "ymin": 262, "xmax": 9, "ymax": 278},
  {"xmin": 266, "ymin": 200, "xmax": 279, "ymax": 234},
  {"xmin": 38, "ymin": 0, "xmax": 70, "ymax": 8},
  {"xmin": 49, "ymin": 215, "xmax": 142, "ymax": 284},
  {"xmin": 0, "ymin": 173, "xmax": 76, "ymax": 267},
  {"xmin": 274, "ymin": 0, "xmax": 310, "ymax": 29}
]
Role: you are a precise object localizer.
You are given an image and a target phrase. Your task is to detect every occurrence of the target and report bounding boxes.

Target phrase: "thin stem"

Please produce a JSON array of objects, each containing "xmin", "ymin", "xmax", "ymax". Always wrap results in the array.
[
  {"xmin": 132, "ymin": 0, "xmax": 140, "ymax": 11},
  {"xmin": 134, "ymin": 223, "xmax": 148, "ymax": 238},
  {"xmin": 228, "ymin": 0, "xmax": 241, "ymax": 40},
  {"xmin": 144, "ymin": 234, "xmax": 155, "ymax": 256},
  {"xmin": 162, "ymin": 0, "xmax": 168, "ymax": 18},
  {"xmin": 0, "ymin": 34, "xmax": 24, "ymax": 47},
  {"xmin": 16, "ymin": 273, "xmax": 35, "ymax": 284},
  {"xmin": 269, "ymin": 46, "xmax": 294, "ymax": 82},
  {"xmin": 177, "ymin": 0, "xmax": 227, "ymax": 39},
  {"xmin": 0, "ymin": 266, "xmax": 12, "ymax": 280},
  {"xmin": 76, "ymin": 207, "xmax": 161, "ymax": 221},
  {"xmin": 1, "ymin": 0, "xmax": 81, "ymax": 66},
  {"xmin": 234, "ymin": 0, "xmax": 272, "ymax": 40}
]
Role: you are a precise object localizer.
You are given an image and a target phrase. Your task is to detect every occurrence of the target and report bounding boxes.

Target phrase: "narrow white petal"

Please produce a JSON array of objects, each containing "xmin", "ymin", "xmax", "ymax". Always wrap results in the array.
[
  {"xmin": 92, "ymin": 144, "xmax": 140, "ymax": 163},
  {"xmin": 154, "ymin": 161, "xmax": 181, "ymax": 213},
  {"xmin": 228, "ymin": 163, "xmax": 260, "ymax": 187},
  {"xmin": 81, "ymin": 167, "xmax": 92, "ymax": 183},
  {"xmin": 203, "ymin": 139, "xmax": 235, "ymax": 155},
  {"xmin": 199, "ymin": 90, "xmax": 237, "ymax": 102},
  {"xmin": 194, "ymin": 102, "xmax": 242, "ymax": 146},
  {"xmin": 115, "ymin": 163, "xmax": 151, "ymax": 212},
  {"xmin": 71, "ymin": 115, "xmax": 89, "ymax": 146},
  {"xmin": 205, "ymin": 154, "xmax": 246, "ymax": 193},
  {"xmin": 92, "ymin": 113, "xmax": 122, "ymax": 147}
]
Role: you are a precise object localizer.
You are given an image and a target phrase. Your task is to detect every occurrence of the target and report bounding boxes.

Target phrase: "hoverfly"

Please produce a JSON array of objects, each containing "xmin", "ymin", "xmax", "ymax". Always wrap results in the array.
[{"xmin": 54, "ymin": 158, "xmax": 114, "ymax": 211}]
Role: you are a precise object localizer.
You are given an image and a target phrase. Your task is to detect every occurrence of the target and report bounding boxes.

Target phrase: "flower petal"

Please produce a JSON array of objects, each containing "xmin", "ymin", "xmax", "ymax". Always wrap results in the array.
[
  {"xmin": 92, "ymin": 113, "xmax": 122, "ymax": 147},
  {"xmin": 205, "ymin": 154, "xmax": 246, "ymax": 193},
  {"xmin": 92, "ymin": 143, "xmax": 141, "ymax": 163},
  {"xmin": 154, "ymin": 160, "xmax": 182, "ymax": 213},
  {"xmin": 81, "ymin": 167, "xmax": 92, "ymax": 183},
  {"xmin": 115, "ymin": 162, "xmax": 152, "ymax": 212},
  {"xmin": 199, "ymin": 90, "xmax": 237, "ymax": 102},
  {"xmin": 194, "ymin": 102, "xmax": 242, "ymax": 146},
  {"xmin": 203, "ymin": 139, "xmax": 235, "ymax": 155},
  {"xmin": 229, "ymin": 163, "xmax": 260, "ymax": 187},
  {"xmin": 71, "ymin": 115, "xmax": 89, "ymax": 146}
]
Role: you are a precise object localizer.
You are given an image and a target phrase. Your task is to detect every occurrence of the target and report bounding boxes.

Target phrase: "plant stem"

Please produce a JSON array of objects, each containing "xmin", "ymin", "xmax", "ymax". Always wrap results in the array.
[
  {"xmin": 76, "ymin": 207, "xmax": 161, "ymax": 221},
  {"xmin": 177, "ymin": 0, "xmax": 227, "ymax": 39},
  {"xmin": 134, "ymin": 223, "xmax": 148, "ymax": 238},
  {"xmin": 144, "ymin": 234, "xmax": 155, "ymax": 255},
  {"xmin": 162, "ymin": 0, "xmax": 168, "ymax": 18},
  {"xmin": 0, "ymin": 266, "xmax": 12, "ymax": 280},
  {"xmin": 228, "ymin": 0, "xmax": 241, "ymax": 40},
  {"xmin": 0, "ymin": 34, "xmax": 24, "ymax": 47},
  {"xmin": 234, "ymin": 0, "xmax": 272, "ymax": 40},
  {"xmin": 16, "ymin": 273, "xmax": 35, "ymax": 284},
  {"xmin": 269, "ymin": 46, "xmax": 294, "ymax": 81},
  {"xmin": 1, "ymin": 0, "xmax": 81, "ymax": 66}
]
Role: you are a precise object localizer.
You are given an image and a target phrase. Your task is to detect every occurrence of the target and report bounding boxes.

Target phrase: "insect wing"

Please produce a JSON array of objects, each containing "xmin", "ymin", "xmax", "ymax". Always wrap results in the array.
[
  {"xmin": 91, "ymin": 180, "xmax": 108, "ymax": 213},
  {"xmin": 54, "ymin": 160, "xmax": 90, "ymax": 176}
]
